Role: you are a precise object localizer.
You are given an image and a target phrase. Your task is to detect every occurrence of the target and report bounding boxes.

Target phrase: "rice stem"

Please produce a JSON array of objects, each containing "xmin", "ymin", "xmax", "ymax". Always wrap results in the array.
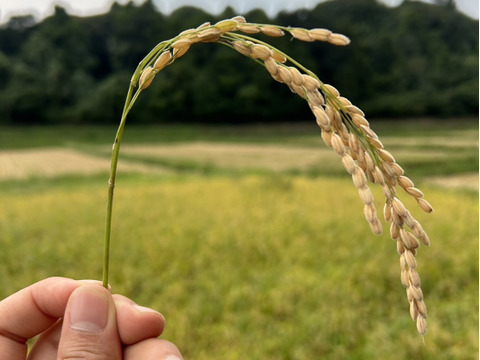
[{"xmin": 102, "ymin": 86, "xmax": 141, "ymax": 288}]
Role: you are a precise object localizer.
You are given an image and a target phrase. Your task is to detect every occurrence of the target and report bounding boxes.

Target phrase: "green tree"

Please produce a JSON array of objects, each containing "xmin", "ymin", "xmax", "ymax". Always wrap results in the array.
[{"xmin": 0, "ymin": 0, "xmax": 477, "ymax": 124}]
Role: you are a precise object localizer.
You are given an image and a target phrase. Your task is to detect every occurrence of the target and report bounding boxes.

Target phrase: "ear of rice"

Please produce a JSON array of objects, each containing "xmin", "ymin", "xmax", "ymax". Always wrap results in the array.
[
  {"xmin": 289, "ymin": 67, "xmax": 304, "ymax": 86},
  {"xmin": 307, "ymin": 90, "xmax": 325, "ymax": 107},
  {"xmin": 198, "ymin": 27, "xmax": 221, "ymax": 42},
  {"xmin": 290, "ymin": 28, "xmax": 315, "ymax": 42},
  {"xmin": 260, "ymin": 26, "xmax": 285, "ymax": 37},
  {"xmin": 252, "ymin": 44, "xmax": 272, "ymax": 60},
  {"xmin": 405, "ymin": 187, "xmax": 424, "ymax": 199},
  {"xmin": 138, "ymin": 66, "xmax": 155, "ymax": 89},
  {"xmin": 308, "ymin": 28, "xmax": 332, "ymax": 41},
  {"xmin": 302, "ymin": 75, "xmax": 320, "ymax": 91},
  {"xmin": 153, "ymin": 51, "xmax": 172, "ymax": 71},
  {"xmin": 328, "ymin": 33, "xmax": 351, "ymax": 46},
  {"xmin": 118, "ymin": 17, "xmax": 434, "ymax": 338},
  {"xmin": 238, "ymin": 23, "xmax": 261, "ymax": 34},
  {"xmin": 312, "ymin": 106, "xmax": 330, "ymax": 130},
  {"xmin": 196, "ymin": 21, "xmax": 211, "ymax": 30},
  {"xmin": 264, "ymin": 57, "xmax": 279, "ymax": 76},
  {"xmin": 271, "ymin": 50, "xmax": 287, "ymax": 63},
  {"xmin": 277, "ymin": 66, "xmax": 293, "ymax": 84},
  {"xmin": 231, "ymin": 15, "xmax": 246, "ymax": 23},
  {"xmin": 417, "ymin": 198, "xmax": 434, "ymax": 213},
  {"xmin": 233, "ymin": 40, "xmax": 253, "ymax": 57},
  {"xmin": 215, "ymin": 19, "xmax": 239, "ymax": 32},
  {"xmin": 323, "ymin": 83, "xmax": 340, "ymax": 97}
]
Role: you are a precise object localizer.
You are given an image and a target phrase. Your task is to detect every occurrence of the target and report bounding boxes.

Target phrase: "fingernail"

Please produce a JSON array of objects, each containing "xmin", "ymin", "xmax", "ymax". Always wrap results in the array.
[
  {"xmin": 164, "ymin": 355, "xmax": 182, "ymax": 360},
  {"xmin": 70, "ymin": 287, "xmax": 109, "ymax": 333},
  {"xmin": 77, "ymin": 279, "xmax": 103, "ymax": 284},
  {"xmin": 134, "ymin": 304, "xmax": 166, "ymax": 322},
  {"xmin": 78, "ymin": 279, "xmax": 111, "ymax": 291},
  {"xmin": 134, "ymin": 304, "xmax": 159, "ymax": 314}
]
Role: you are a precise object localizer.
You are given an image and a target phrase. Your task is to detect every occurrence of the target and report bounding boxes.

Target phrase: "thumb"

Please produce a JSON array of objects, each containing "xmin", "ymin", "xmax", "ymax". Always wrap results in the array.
[{"xmin": 57, "ymin": 284, "xmax": 122, "ymax": 360}]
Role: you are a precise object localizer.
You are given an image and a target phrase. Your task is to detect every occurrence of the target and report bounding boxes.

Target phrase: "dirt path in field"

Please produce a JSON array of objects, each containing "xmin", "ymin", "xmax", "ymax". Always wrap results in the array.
[
  {"xmin": 0, "ymin": 144, "xmax": 477, "ymax": 191},
  {"xmin": 424, "ymin": 172, "xmax": 478, "ymax": 191},
  {"xmin": 123, "ymin": 142, "xmax": 479, "ymax": 190},
  {"xmin": 121, "ymin": 142, "xmax": 339, "ymax": 172},
  {"xmin": 0, "ymin": 148, "xmax": 169, "ymax": 180}
]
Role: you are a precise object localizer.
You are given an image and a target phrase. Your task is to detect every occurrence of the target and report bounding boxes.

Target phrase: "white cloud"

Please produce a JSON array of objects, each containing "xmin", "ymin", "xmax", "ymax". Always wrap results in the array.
[
  {"xmin": 0, "ymin": 0, "xmax": 142, "ymax": 24},
  {"xmin": 0, "ymin": 0, "xmax": 477, "ymax": 24},
  {"xmin": 153, "ymin": 0, "xmax": 478, "ymax": 18}
]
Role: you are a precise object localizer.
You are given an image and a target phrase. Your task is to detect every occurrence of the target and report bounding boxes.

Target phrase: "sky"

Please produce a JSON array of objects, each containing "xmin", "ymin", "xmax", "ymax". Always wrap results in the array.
[{"xmin": 0, "ymin": 0, "xmax": 478, "ymax": 25}]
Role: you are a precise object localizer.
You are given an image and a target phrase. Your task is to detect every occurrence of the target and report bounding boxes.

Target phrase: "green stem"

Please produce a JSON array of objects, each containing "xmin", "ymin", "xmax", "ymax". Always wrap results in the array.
[
  {"xmin": 102, "ymin": 86, "xmax": 141, "ymax": 288},
  {"xmin": 101, "ymin": 39, "xmax": 175, "ymax": 289}
]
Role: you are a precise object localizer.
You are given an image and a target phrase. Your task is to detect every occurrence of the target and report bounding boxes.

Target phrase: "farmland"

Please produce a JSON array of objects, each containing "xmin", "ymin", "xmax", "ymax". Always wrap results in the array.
[{"xmin": 0, "ymin": 119, "xmax": 478, "ymax": 359}]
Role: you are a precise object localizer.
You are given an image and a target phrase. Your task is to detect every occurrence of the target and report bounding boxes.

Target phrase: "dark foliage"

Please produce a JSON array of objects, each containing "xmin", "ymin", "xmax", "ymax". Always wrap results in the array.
[{"xmin": 0, "ymin": 0, "xmax": 477, "ymax": 124}]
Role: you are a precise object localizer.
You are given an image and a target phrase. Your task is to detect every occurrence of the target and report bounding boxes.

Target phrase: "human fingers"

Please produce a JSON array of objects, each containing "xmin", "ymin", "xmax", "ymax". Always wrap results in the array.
[
  {"xmin": 0, "ymin": 277, "xmax": 82, "ymax": 360},
  {"xmin": 29, "ymin": 293, "xmax": 166, "ymax": 358},
  {"xmin": 113, "ymin": 294, "xmax": 165, "ymax": 345},
  {"xmin": 26, "ymin": 319, "xmax": 62, "ymax": 360},
  {"xmin": 124, "ymin": 338, "xmax": 184, "ymax": 360},
  {"xmin": 57, "ymin": 284, "xmax": 122, "ymax": 359}
]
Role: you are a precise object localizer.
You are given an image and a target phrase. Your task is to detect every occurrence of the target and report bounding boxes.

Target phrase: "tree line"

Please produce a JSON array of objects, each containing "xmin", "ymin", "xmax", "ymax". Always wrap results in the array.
[{"xmin": 0, "ymin": 0, "xmax": 477, "ymax": 125}]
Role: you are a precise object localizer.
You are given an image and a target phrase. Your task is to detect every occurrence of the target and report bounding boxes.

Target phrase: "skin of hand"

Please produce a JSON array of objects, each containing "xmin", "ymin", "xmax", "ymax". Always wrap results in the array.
[{"xmin": 0, "ymin": 277, "xmax": 183, "ymax": 360}]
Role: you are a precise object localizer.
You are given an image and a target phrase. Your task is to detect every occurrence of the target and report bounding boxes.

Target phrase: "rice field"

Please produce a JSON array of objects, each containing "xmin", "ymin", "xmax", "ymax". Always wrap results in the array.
[
  {"xmin": 0, "ymin": 120, "xmax": 478, "ymax": 359},
  {"xmin": 0, "ymin": 120, "xmax": 477, "ymax": 188}
]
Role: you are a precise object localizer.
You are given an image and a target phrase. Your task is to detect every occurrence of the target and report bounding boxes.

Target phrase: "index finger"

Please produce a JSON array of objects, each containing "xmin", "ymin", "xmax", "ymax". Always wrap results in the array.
[{"xmin": 0, "ymin": 277, "xmax": 84, "ymax": 360}]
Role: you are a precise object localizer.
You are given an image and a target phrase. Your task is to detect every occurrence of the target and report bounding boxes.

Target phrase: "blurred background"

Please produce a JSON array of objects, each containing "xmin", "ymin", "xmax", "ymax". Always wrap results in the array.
[
  {"xmin": 0, "ymin": 0, "xmax": 478, "ymax": 124},
  {"xmin": 0, "ymin": 0, "xmax": 478, "ymax": 359}
]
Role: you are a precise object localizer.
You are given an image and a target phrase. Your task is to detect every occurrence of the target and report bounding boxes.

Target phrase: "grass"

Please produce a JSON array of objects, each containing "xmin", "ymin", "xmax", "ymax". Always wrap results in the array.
[
  {"xmin": 0, "ymin": 175, "xmax": 477, "ymax": 359},
  {"xmin": 0, "ymin": 120, "xmax": 478, "ymax": 359}
]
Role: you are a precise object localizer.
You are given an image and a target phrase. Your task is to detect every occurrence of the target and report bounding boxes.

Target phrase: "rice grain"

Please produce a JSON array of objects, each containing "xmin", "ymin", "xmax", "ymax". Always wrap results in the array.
[
  {"xmin": 153, "ymin": 51, "xmax": 172, "ymax": 71},
  {"xmin": 139, "ymin": 66, "xmax": 154, "ymax": 89},
  {"xmin": 328, "ymin": 33, "xmax": 351, "ymax": 46},
  {"xmin": 290, "ymin": 28, "xmax": 315, "ymax": 42},
  {"xmin": 260, "ymin": 26, "xmax": 285, "ymax": 37},
  {"xmin": 308, "ymin": 28, "xmax": 332, "ymax": 41}
]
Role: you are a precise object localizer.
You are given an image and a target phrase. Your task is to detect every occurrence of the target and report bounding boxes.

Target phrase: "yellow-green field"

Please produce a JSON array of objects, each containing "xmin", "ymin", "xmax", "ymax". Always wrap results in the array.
[{"xmin": 0, "ymin": 120, "xmax": 478, "ymax": 359}]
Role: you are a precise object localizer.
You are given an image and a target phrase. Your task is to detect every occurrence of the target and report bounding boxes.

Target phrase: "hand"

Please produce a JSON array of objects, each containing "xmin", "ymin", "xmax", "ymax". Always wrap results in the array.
[{"xmin": 0, "ymin": 277, "xmax": 183, "ymax": 360}]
